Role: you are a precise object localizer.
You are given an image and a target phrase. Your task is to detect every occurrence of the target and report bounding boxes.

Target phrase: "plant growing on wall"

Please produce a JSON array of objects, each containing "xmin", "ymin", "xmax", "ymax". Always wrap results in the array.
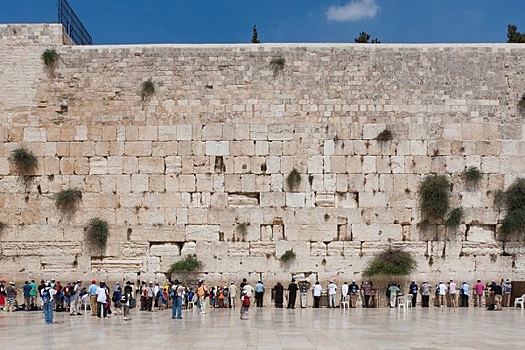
[
  {"xmin": 280, "ymin": 249, "xmax": 296, "ymax": 263},
  {"xmin": 54, "ymin": 188, "xmax": 83, "ymax": 213},
  {"xmin": 445, "ymin": 207, "xmax": 463, "ymax": 229},
  {"xmin": 0, "ymin": 222, "xmax": 5, "ymax": 235},
  {"xmin": 10, "ymin": 147, "xmax": 38, "ymax": 176},
  {"xmin": 85, "ymin": 218, "xmax": 109, "ymax": 250},
  {"xmin": 376, "ymin": 129, "xmax": 393, "ymax": 142},
  {"xmin": 141, "ymin": 78, "xmax": 155, "ymax": 101},
  {"xmin": 419, "ymin": 175, "xmax": 450, "ymax": 222},
  {"xmin": 463, "ymin": 166, "xmax": 482, "ymax": 190},
  {"xmin": 270, "ymin": 57, "xmax": 285, "ymax": 76},
  {"xmin": 363, "ymin": 248, "xmax": 416, "ymax": 276},
  {"xmin": 167, "ymin": 255, "xmax": 203, "ymax": 275},
  {"xmin": 495, "ymin": 178, "xmax": 525, "ymax": 237},
  {"xmin": 286, "ymin": 168, "xmax": 301, "ymax": 191},
  {"xmin": 41, "ymin": 49, "xmax": 59, "ymax": 66}
]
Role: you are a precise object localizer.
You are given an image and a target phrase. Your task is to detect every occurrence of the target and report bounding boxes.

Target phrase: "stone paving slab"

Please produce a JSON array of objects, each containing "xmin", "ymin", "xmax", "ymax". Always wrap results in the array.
[{"xmin": 0, "ymin": 307, "xmax": 524, "ymax": 349}]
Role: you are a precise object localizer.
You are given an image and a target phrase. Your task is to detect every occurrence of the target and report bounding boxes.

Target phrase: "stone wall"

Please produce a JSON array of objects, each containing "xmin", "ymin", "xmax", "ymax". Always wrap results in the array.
[{"xmin": 1, "ymin": 24, "xmax": 525, "ymax": 291}]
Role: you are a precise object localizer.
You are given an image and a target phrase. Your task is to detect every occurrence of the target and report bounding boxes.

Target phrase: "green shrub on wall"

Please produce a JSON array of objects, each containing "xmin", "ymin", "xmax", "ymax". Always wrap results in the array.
[
  {"xmin": 286, "ymin": 168, "xmax": 301, "ymax": 191},
  {"xmin": 279, "ymin": 250, "xmax": 296, "ymax": 263},
  {"xmin": 85, "ymin": 218, "xmax": 109, "ymax": 250},
  {"xmin": 419, "ymin": 175, "xmax": 450, "ymax": 222},
  {"xmin": 363, "ymin": 248, "xmax": 416, "ymax": 276},
  {"xmin": 495, "ymin": 178, "xmax": 525, "ymax": 237},
  {"xmin": 10, "ymin": 147, "xmax": 38, "ymax": 176},
  {"xmin": 41, "ymin": 49, "xmax": 59, "ymax": 66},
  {"xmin": 445, "ymin": 207, "xmax": 463, "ymax": 229},
  {"xmin": 463, "ymin": 166, "xmax": 482, "ymax": 190},
  {"xmin": 141, "ymin": 78, "xmax": 155, "ymax": 101},
  {"xmin": 168, "ymin": 255, "xmax": 203, "ymax": 275},
  {"xmin": 55, "ymin": 188, "xmax": 83, "ymax": 213}
]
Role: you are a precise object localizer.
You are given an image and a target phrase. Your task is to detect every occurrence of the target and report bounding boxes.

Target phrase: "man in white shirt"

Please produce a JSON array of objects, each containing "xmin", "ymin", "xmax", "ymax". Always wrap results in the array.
[
  {"xmin": 96, "ymin": 282, "xmax": 108, "ymax": 318},
  {"xmin": 341, "ymin": 282, "xmax": 349, "ymax": 300},
  {"xmin": 327, "ymin": 281, "xmax": 337, "ymax": 308},
  {"xmin": 312, "ymin": 281, "xmax": 323, "ymax": 308},
  {"xmin": 243, "ymin": 282, "xmax": 254, "ymax": 298},
  {"xmin": 438, "ymin": 281, "xmax": 447, "ymax": 308}
]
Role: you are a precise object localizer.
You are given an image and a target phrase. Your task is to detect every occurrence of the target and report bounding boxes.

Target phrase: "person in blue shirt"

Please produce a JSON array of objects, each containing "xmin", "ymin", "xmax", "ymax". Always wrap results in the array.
[
  {"xmin": 22, "ymin": 281, "xmax": 32, "ymax": 310},
  {"xmin": 409, "ymin": 281, "xmax": 418, "ymax": 307},
  {"xmin": 255, "ymin": 281, "xmax": 265, "ymax": 308}
]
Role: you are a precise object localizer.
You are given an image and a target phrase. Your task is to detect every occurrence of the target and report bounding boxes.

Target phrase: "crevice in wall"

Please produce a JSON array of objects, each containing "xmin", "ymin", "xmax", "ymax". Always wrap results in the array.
[{"xmin": 214, "ymin": 156, "xmax": 225, "ymax": 173}]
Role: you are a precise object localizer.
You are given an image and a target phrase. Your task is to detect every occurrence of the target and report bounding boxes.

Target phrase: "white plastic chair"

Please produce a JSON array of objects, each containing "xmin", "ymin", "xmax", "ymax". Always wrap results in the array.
[
  {"xmin": 187, "ymin": 294, "xmax": 197, "ymax": 314},
  {"xmin": 397, "ymin": 296, "xmax": 406, "ymax": 312},
  {"xmin": 341, "ymin": 295, "xmax": 349, "ymax": 309},
  {"xmin": 514, "ymin": 294, "xmax": 525, "ymax": 309},
  {"xmin": 81, "ymin": 294, "xmax": 90, "ymax": 313},
  {"xmin": 405, "ymin": 294, "xmax": 413, "ymax": 308}
]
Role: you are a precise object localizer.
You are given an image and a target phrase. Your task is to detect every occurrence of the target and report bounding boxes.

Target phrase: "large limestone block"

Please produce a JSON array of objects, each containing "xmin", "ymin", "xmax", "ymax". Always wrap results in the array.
[
  {"xmin": 180, "ymin": 241, "xmax": 196, "ymax": 256},
  {"xmin": 91, "ymin": 258, "xmax": 142, "ymax": 272},
  {"xmin": 286, "ymin": 193, "xmax": 305, "ymax": 207},
  {"xmin": 150, "ymin": 243, "xmax": 181, "ymax": 257},
  {"xmin": 205, "ymin": 141, "xmax": 229, "ymax": 156},
  {"xmin": 460, "ymin": 241, "xmax": 503, "ymax": 256},
  {"xmin": 466, "ymin": 225, "xmax": 495, "ymax": 243},
  {"xmin": 228, "ymin": 241, "xmax": 250, "ymax": 257},
  {"xmin": 23, "ymin": 127, "xmax": 46, "ymax": 142},
  {"xmin": 249, "ymin": 241, "xmax": 276, "ymax": 257},
  {"xmin": 186, "ymin": 225, "xmax": 220, "ymax": 241},
  {"xmin": 121, "ymin": 242, "xmax": 149, "ymax": 258}
]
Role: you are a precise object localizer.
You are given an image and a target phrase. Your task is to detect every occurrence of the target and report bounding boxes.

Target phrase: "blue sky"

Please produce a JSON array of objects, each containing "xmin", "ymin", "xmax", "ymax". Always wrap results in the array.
[{"xmin": 1, "ymin": 0, "xmax": 524, "ymax": 44}]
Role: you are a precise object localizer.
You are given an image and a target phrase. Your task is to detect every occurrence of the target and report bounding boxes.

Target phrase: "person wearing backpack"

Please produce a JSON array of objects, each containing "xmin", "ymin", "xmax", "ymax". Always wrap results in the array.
[
  {"xmin": 41, "ymin": 281, "xmax": 56, "ymax": 324},
  {"xmin": 69, "ymin": 280, "xmax": 82, "ymax": 316},
  {"xmin": 171, "ymin": 279, "xmax": 185, "ymax": 319},
  {"xmin": 240, "ymin": 291, "xmax": 250, "ymax": 320}
]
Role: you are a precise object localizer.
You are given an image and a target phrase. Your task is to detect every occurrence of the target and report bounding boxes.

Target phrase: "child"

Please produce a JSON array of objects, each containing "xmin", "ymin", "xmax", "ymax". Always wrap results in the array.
[{"xmin": 240, "ymin": 291, "xmax": 250, "ymax": 320}]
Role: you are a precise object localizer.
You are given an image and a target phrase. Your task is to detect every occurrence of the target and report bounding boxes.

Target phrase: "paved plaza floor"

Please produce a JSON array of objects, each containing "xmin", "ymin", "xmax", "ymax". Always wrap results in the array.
[{"xmin": 0, "ymin": 306, "xmax": 524, "ymax": 349}]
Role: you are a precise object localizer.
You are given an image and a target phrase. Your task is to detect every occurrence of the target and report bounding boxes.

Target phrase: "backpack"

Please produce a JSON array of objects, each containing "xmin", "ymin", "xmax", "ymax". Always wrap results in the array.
[
  {"xmin": 242, "ymin": 295, "xmax": 250, "ymax": 307},
  {"xmin": 42, "ymin": 288, "xmax": 51, "ymax": 303},
  {"xmin": 120, "ymin": 293, "xmax": 128, "ymax": 304},
  {"xmin": 156, "ymin": 290, "xmax": 163, "ymax": 299},
  {"xmin": 112, "ymin": 292, "xmax": 119, "ymax": 302}
]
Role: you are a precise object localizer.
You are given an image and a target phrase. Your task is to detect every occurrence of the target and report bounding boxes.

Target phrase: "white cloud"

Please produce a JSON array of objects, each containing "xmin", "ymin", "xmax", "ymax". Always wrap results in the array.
[{"xmin": 326, "ymin": 0, "xmax": 380, "ymax": 22}]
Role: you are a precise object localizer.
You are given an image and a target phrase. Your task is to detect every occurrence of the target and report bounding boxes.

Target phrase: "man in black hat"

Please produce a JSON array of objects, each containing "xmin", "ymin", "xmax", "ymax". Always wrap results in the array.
[{"xmin": 287, "ymin": 279, "xmax": 298, "ymax": 309}]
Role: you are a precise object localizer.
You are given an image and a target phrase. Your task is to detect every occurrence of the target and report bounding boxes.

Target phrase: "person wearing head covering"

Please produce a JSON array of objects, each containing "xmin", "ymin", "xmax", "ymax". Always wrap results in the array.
[
  {"xmin": 146, "ymin": 281, "xmax": 155, "ymax": 312},
  {"xmin": 474, "ymin": 280, "xmax": 485, "ymax": 307},
  {"xmin": 312, "ymin": 281, "xmax": 323, "ymax": 308},
  {"xmin": 287, "ymin": 279, "xmax": 298, "ymax": 309},
  {"xmin": 171, "ymin": 279, "xmax": 185, "ymax": 319},
  {"xmin": 459, "ymin": 281, "xmax": 470, "ymax": 307},
  {"xmin": 41, "ymin": 281, "xmax": 57, "ymax": 324},
  {"xmin": 327, "ymin": 281, "xmax": 337, "ymax": 308},
  {"xmin": 69, "ymin": 280, "xmax": 82, "ymax": 316},
  {"xmin": 420, "ymin": 281, "xmax": 431, "ymax": 307},
  {"xmin": 96, "ymin": 281, "xmax": 108, "ymax": 318},
  {"xmin": 349, "ymin": 280, "xmax": 360, "ymax": 308},
  {"xmin": 502, "ymin": 279, "xmax": 512, "ymax": 307},
  {"xmin": 409, "ymin": 281, "xmax": 418, "ymax": 307},
  {"xmin": 197, "ymin": 279, "xmax": 208, "ymax": 315},
  {"xmin": 5, "ymin": 282, "xmax": 17, "ymax": 312}
]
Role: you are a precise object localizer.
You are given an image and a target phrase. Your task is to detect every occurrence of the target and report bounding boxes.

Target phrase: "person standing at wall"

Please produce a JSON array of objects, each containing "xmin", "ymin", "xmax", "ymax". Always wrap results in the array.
[
  {"xmin": 459, "ymin": 281, "xmax": 469, "ymax": 307},
  {"xmin": 5, "ymin": 282, "xmax": 17, "ymax": 312},
  {"xmin": 474, "ymin": 280, "xmax": 485, "ymax": 307},
  {"xmin": 287, "ymin": 279, "xmax": 298, "ymax": 309},
  {"xmin": 197, "ymin": 279, "xmax": 208, "ymax": 315},
  {"xmin": 493, "ymin": 282, "xmax": 503, "ymax": 310},
  {"xmin": 388, "ymin": 283, "xmax": 400, "ymax": 308},
  {"xmin": 448, "ymin": 280, "xmax": 457, "ymax": 311},
  {"xmin": 420, "ymin": 281, "xmax": 430, "ymax": 307},
  {"xmin": 122, "ymin": 281, "xmax": 133, "ymax": 320},
  {"xmin": 313, "ymin": 281, "xmax": 322, "ymax": 308},
  {"xmin": 22, "ymin": 281, "xmax": 32, "ymax": 311},
  {"xmin": 96, "ymin": 281, "xmax": 108, "ymax": 318},
  {"xmin": 41, "ymin": 281, "xmax": 56, "ymax": 324},
  {"xmin": 349, "ymin": 280, "xmax": 359, "ymax": 308},
  {"xmin": 69, "ymin": 280, "xmax": 82, "ymax": 316},
  {"xmin": 255, "ymin": 280, "xmax": 264, "ymax": 308},
  {"xmin": 502, "ymin": 279, "xmax": 512, "ymax": 307},
  {"xmin": 437, "ymin": 281, "xmax": 447, "ymax": 308},
  {"xmin": 273, "ymin": 282, "xmax": 284, "ymax": 308},
  {"xmin": 361, "ymin": 281, "xmax": 371, "ymax": 308},
  {"xmin": 171, "ymin": 279, "xmax": 185, "ymax": 319},
  {"xmin": 228, "ymin": 282, "xmax": 237, "ymax": 308},
  {"xmin": 0, "ymin": 280, "xmax": 6, "ymax": 311},
  {"xmin": 409, "ymin": 281, "xmax": 418, "ymax": 307},
  {"xmin": 327, "ymin": 281, "xmax": 337, "ymax": 308},
  {"xmin": 300, "ymin": 281, "xmax": 309, "ymax": 308},
  {"xmin": 88, "ymin": 280, "xmax": 98, "ymax": 316}
]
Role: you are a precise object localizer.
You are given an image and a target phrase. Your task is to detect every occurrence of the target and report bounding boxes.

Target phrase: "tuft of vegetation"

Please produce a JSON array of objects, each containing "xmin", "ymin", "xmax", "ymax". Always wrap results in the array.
[
  {"xmin": 286, "ymin": 168, "xmax": 302, "ymax": 191},
  {"xmin": 85, "ymin": 218, "xmax": 109, "ymax": 250},
  {"xmin": 41, "ymin": 49, "xmax": 59, "ymax": 66},
  {"xmin": 141, "ymin": 78, "xmax": 155, "ymax": 101},
  {"xmin": 445, "ymin": 207, "xmax": 463, "ymax": 229},
  {"xmin": 463, "ymin": 166, "xmax": 482, "ymax": 190},
  {"xmin": 251, "ymin": 24, "xmax": 260, "ymax": 43},
  {"xmin": 507, "ymin": 24, "xmax": 525, "ymax": 43},
  {"xmin": 419, "ymin": 175, "xmax": 450, "ymax": 221},
  {"xmin": 376, "ymin": 129, "xmax": 393, "ymax": 142},
  {"xmin": 168, "ymin": 255, "xmax": 203, "ymax": 275},
  {"xmin": 363, "ymin": 248, "xmax": 416, "ymax": 276},
  {"xmin": 0, "ymin": 221, "xmax": 5, "ymax": 234},
  {"xmin": 280, "ymin": 249, "xmax": 296, "ymax": 263},
  {"xmin": 495, "ymin": 178, "xmax": 525, "ymax": 236},
  {"xmin": 270, "ymin": 57, "xmax": 285, "ymax": 76},
  {"xmin": 10, "ymin": 147, "xmax": 38, "ymax": 175},
  {"xmin": 54, "ymin": 188, "xmax": 83, "ymax": 213}
]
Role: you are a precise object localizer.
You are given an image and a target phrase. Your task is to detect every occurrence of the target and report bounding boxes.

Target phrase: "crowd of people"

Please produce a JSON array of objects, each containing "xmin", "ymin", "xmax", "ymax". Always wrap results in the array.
[{"xmin": 0, "ymin": 276, "xmax": 517, "ymax": 324}]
